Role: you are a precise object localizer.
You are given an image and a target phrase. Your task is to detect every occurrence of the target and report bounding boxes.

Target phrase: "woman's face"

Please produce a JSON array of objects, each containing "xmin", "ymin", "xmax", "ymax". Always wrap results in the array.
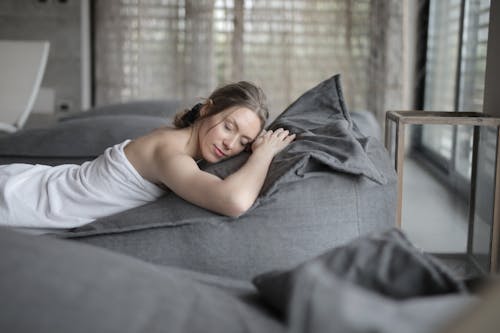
[{"xmin": 198, "ymin": 106, "xmax": 262, "ymax": 163}]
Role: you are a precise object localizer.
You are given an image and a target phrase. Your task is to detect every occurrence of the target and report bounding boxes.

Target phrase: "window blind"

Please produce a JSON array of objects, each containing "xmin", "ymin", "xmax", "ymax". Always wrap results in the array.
[
  {"xmin": 94, "ymin": 0, "xmax": 404, "ymax": 121},
  {"xmin": 424, "ymin": 0, "xmax": 462, "ymax": 112},
  {"xmin": 458, "ymin": 0, "xmax": 490, "ymax": 112},
  {"xmin": 423, "ymin": 0, "xmax": 491, "ymax": 112},
  {"xmin": 420, "ymin": 0, "xmax": 491, "ymax": 181}
]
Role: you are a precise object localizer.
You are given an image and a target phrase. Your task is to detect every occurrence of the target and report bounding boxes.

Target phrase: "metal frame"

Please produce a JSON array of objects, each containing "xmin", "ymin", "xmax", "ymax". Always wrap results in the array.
[{"xmin": 385, "ymin": 110, "xmax": 500, "ymax": 273}]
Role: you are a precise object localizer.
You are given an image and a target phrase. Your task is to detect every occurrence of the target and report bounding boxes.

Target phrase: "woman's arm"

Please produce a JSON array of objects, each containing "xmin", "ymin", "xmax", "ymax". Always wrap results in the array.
[{"xmin": 156, "ymin": 129, "xmax": 295, "ymax": 217}]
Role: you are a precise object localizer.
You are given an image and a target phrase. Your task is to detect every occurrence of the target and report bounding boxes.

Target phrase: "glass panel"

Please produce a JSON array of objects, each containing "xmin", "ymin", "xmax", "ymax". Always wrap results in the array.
[
  {"xmin": 422, "ymin": 125, "xmax": 453, "ymax": 160},
  {"xmin": 455, "ymin": 125, "xmax": 473, "ymax": 179},
  {"xmin": 403, "ymin": 123, "xmax": 469, "ymax": 253},
  {"xmin": 471, "ymin": 126, "xmax": 497, "ymax": 271}
]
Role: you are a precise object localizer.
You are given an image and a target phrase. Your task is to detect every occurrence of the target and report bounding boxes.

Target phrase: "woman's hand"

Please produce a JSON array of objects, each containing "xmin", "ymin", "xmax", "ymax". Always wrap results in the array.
[{"xmin": 251, "ymin": 128, "xmax": 296, "ymax": 157}]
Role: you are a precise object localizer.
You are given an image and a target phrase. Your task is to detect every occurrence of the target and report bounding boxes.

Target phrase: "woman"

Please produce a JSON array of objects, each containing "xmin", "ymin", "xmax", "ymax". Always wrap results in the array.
[{"xmin": 0, "ymin": 81, "xmax": 295, "ymax": 230}]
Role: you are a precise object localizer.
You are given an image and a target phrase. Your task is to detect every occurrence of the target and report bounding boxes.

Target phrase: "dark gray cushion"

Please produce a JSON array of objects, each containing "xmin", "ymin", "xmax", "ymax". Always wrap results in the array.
[
  {"xmin": 252, "ymin": 228, "xmax": 468, "ymax": 317},
  {"xmin": 59, "ymin": 74, "xmax": 397, "ymax": 279},
  {"xmin": 0, "ymin": 227, "xmax": 283, "ymax": 333},
  {"xmin": 0, "ymin": 115, "xmax": 169, "ymax": 160},
  {"xmin": 58, "ymin": 99, "xmax": 182, "ymax": 121},
  {"xmin": 288, "ymin": 259, "xmax": 475, "ymax": 333}
]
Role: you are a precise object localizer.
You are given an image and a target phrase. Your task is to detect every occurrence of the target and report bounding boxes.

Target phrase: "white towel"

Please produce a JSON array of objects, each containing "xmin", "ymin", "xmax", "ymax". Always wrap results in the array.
[{"xmin": 0, "ymin": 140, "xmax": 165, "ymax": 229}]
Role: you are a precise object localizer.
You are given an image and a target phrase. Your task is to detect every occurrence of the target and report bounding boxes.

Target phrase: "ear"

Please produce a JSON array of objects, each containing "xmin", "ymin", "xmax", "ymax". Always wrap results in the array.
[{"xmin": 199, "ymin": 104, "xmax": 209, "ymax": 117}]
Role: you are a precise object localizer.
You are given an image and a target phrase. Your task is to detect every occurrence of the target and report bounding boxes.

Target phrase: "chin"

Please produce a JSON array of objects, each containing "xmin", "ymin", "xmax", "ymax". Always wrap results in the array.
[
  {"xmin": 201, "ymin": 152, "xmax": 221, "ymax": 164},
  {"xmin": 203, "ymin": 147, "xmax": 227, "ymax": 163},
  {"xmin": 213, "ymin": 155, "xmax": 228, "ymax": 163}
]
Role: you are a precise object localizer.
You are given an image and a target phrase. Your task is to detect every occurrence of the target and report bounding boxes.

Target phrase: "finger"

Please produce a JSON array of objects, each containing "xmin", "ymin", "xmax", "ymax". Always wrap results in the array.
[
  {"xmin": 279, "ymin": 132, "xmax": 290, "ymax": 140},
  {"xmin": 274, "ymin": 128, "xmax": 288, "ymax": 137},
  {"xmin": 284, "ymin": 133, "xmax": 296, "ymax": 143},
  {"xmin": 254, "ymin": 135, "xmax": 264, "ymax": 143}
]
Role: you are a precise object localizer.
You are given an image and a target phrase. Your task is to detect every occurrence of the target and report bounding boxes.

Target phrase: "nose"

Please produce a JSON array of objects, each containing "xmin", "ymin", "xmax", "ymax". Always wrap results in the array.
[{"xmin": 223, "ymin": 135, "xmax": 238, "ymax": 150}]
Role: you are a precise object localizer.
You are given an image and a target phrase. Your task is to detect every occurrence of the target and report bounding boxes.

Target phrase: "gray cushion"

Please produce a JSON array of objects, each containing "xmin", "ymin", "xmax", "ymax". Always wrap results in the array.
[
  {"xmin": 351, "ymin": 110, "xmax": 382, "ymax": 139},
  {"xmin": 0, "ymin": 115, "xmax": 169, "ymax": 160},
  {"xmin": 252, "ymin": 228, "xmax": 468, "ymax": 317},
  {"xmin": 288, "ymin": 260, "xmax": 475, "ymax": 333},
  {"xmin": 0, "ymin": 227, "xmax": 283, "ymax": 333},
  {"xmin": 59, "ymin": 74, "xmax": 397, "ymax": 279},
  {"xmin": 58, "ymin": 99, "xmax": 182, "ymax": 121}
]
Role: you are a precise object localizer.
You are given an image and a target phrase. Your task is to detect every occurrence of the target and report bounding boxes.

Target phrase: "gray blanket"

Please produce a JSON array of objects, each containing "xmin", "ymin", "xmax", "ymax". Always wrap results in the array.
[
  {"xmin": 253, "ymin": 229, "xmax": 478, "ymax": 333},
  {"xmin": 289, "ymin": 263, "xmax": 476, "ymax": 333}
]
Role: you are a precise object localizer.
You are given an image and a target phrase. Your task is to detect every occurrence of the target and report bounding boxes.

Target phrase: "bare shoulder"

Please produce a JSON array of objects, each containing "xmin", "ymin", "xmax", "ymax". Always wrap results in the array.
[
  {"xmin": 125, "ymin": 127, "xmax": 187, "ymax": 182},
  {"xmin": 125, "ymin": 127, "xmax": 174, "ymax": 156},
  {"xmin": 151, "ymin": 130, "xmax": 199, "ymax": 174}
]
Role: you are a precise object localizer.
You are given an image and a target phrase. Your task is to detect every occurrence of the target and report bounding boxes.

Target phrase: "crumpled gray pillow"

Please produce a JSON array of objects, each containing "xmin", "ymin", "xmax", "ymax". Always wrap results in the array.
[
  {"xmin": 268, "ymin": 73, "xmax": 352, "ymax": 130},
  {"xmin": 252, "ymin": 228, "xmax": 468, "ymax": 318},
  {"xmin": 201, "ymin": 73, "xmax": 386, "ymax": 195},
  {"xmin": 260, "ymin": 120, "xmax": 386, "ymax": 198},
  {"xmin": 288, "ymin": 261, "xmax": 475, "ymax": 333}
]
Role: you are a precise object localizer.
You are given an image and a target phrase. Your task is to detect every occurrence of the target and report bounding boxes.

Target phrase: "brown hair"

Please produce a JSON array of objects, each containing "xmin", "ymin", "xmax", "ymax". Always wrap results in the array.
[{"xmin": 173, "ymin": 81, "xmax": 269, "ymax": 129}]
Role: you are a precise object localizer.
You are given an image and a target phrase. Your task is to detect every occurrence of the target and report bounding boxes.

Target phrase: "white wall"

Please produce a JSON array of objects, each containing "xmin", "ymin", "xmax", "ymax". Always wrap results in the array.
[{"xmin": 0, "ymin": 0, "xmax": 91, "ymax": 114}]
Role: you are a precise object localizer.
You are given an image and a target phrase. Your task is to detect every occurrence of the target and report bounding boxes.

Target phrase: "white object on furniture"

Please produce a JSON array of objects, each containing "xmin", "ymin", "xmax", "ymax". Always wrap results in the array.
[{"xmin": 0, "ymin": 40, "xmax": 50, "ymax": 132}]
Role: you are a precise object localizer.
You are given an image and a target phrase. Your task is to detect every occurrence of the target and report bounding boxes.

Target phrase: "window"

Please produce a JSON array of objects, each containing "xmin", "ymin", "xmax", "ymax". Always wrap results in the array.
[
  {"xmin": 404, "ymin": 0, "xmax": 495, "ymax": 273},
  {"xmin": 414, "ymin": 0, "xmax": 490, "ymax": 192}
]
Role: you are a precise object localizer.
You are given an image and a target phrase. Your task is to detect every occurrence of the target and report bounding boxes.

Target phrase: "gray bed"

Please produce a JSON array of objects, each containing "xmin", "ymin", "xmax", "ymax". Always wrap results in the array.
[{"xmin": 0, "ymin": 75, "xmax": 483, "ymax": 332}]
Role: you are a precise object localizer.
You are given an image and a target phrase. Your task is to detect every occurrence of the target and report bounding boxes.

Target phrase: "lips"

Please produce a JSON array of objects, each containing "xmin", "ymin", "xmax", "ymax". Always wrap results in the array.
[{"xmin": 213, "ymin": 145, "xmax": 227, "ymax": 158}]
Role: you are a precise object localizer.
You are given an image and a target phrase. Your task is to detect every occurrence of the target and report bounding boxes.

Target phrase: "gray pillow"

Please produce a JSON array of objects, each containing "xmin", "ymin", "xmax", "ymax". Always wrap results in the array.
[
  {"xmin": 288, "ymin": 260, "xmax": 475, "ymax": 333},
  {"xmin": 0, "ymin": 115, "xmax": 169, "ymax": 159},
  {"xmin": 252, "ymin": 228, "xmax": 467, "ymax": 318},
  {"xmin": 201, "ymin": 73, "xmax": 386, "ymax": 193},
  {"xmin": 268, "ymin": 73, "xmax": 352, "ymax": 129},
  {"xmin": 58, "ymin": 99, "xmax": 182, "ymax": 122},
  {"xmin": 350, "ymin": 110, "xmax": 382, "ymax": 139},
  {"xmin": 0, "ymin": 227, "xmax": 283, "ymax": 333}
]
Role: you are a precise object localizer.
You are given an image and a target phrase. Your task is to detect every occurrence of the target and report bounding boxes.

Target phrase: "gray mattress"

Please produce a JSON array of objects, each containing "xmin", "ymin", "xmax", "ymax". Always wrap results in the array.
[
  {"xmin": 0, "ymin": 74, "xmax": 397, "ymax": 279},
  {"xmin": 0, "ymin": 226, "xmax": 478, "ymax": 333}
]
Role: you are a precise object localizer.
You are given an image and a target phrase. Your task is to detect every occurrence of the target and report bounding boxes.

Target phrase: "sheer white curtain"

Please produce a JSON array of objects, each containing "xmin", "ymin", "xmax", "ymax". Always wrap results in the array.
[
  {"xmin": 94, "ymin": 0, "xmax": 215, "ymax": 106},
  {"xmin": 94, "ymin": 0, "xmax": 404, "ymax": 121}
]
